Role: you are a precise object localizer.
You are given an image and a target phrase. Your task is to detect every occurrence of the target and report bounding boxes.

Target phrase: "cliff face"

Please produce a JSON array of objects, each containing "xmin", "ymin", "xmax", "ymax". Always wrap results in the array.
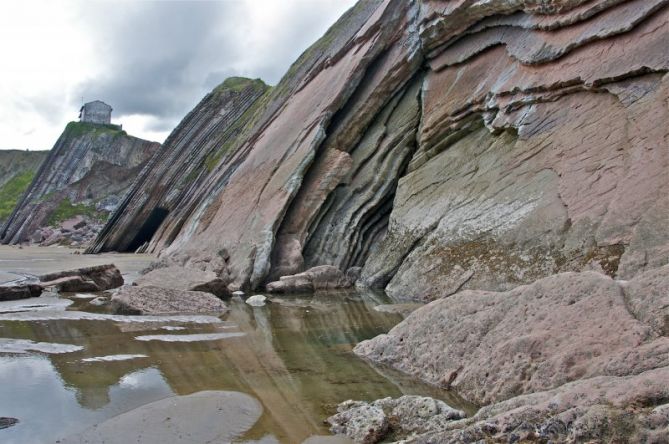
[
  {"xmin": 0, "ymin": 122, "xmax": 159, "ymax": 246},
  {"xmin": 88, "ymin": 77, "xmax": 269, "ymax": 254},
  {"xmin": 84, "ymin": 0, "xmax": 669, "ymax": 439},
  {"xmin": 0, "ymin": 150, "xmax": 48, "ymax": 226},
  {"xmin": 104, "ymin": 0, "xmax": 667, "ymax": 297}
]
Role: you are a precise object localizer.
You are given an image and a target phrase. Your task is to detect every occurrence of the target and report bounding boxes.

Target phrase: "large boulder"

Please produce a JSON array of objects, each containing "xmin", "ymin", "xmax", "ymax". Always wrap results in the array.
[
  {"xmin": 0, "ymin": 284, "xmax": 42, "ymax": 301},
  {"xmin": 134, "ymin": 266, "xmax": 230, "ymax": 297},
  {"xmin": 266, "ymin": 265, "xmax": 352, "ymax": 293},
  {"xmin": 39, "ymin": 264, "xmax": 123, "ymax": 292},
  {"xmin": 111, "ymin": 285, "xmax": 228, "ymax": 315},
  {"xmin": 355, "ymin": 270, "xmax": 669, "ymax": 406}
]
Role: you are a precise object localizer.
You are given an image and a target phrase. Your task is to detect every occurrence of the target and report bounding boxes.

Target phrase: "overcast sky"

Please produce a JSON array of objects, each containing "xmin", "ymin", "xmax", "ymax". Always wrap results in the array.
[{"xmin": 0, "ymin": 0, "xmax": 356, "ymax": 150}]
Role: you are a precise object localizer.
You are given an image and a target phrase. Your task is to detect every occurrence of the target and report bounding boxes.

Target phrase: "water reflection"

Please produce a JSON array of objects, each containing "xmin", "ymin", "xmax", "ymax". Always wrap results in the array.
[{"xmin": 0, "ymin": 289, "xmax": 471, "ymax": 443}]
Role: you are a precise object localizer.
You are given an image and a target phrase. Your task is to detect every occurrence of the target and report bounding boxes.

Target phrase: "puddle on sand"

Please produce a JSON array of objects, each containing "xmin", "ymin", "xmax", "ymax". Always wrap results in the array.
[{"xmin": 0, "ymin": 284, "xmax": 475, "ymax": 443}]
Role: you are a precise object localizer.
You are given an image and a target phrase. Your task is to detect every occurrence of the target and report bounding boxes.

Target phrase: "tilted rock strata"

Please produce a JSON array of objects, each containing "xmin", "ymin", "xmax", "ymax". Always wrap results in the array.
[
  {"xmin": 88, "ymin": 78, "xmax": 269, "ymax": 254},
  {"xmin": 0, "ymin": 150, "xmax": 47, "ymax": 226},
  {"xmin": 85, "ymin": 0, "xmax": 669, "ymax": 298},
  {"xmin": 0, "ymin": 123, "xmax": 159, "ymax": 245}
]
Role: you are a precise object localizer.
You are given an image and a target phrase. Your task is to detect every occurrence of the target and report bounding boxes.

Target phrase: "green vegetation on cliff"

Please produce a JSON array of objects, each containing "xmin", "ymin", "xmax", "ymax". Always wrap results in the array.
[
  {"xmin": 64, "ymin": 121, "xmax": 127, "ymax": 138},
  {"xmin": 213, "ymin": 77, "xmax": 267, "ymax": 95},
  {"xmin": 47, "ymin": 198, "xmax": 102, "ymax": 226},
  {"xmin": 0, "ymin": 170, "xmax": 36, "ymax": 221}
]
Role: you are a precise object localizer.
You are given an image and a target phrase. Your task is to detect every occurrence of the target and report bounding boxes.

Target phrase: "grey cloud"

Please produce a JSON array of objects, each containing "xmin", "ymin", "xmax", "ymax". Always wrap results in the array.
[{"xmin": 71, "ymin": 0, "xmax": 355, "ymax": 134}]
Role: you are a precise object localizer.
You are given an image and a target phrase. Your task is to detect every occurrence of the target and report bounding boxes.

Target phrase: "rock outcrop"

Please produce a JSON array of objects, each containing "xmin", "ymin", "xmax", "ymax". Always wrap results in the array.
[
  {"xmin": 133, "ymin": 266, "xmax": 230, "ymax": 297},
  {"xmin": 39, "ymin": 264, "xmax": 124, "ymax": 292},
  {"xmin": 354, "ymin": 266, "xmax": 669, "ymax": 442},
  {"xmin": 328, "ymin": 396, "xmax": 466, "ymax": 444},
  {"xmin": 87, "ymin": 77, "xmax": 269, "ymax": 254},
  {"xmin": 0, "ymin": 150, "xmax": 47, "ymax": 227},
  {"xmin": 266, "ymin": 265, "xmax": 352, "ymax": 293},
  {"xmin": 84, "ymin": 0, "xmax": 668, "ymax": 300},
  {"xmin": 77, "ymin": 3, "xmax": 669, "ymax": 438},
  {"xmin": 0, "ymin": 122, "xmax": 159, "ymax": 246},
  {"xmin": 111, "ymin": 285, "xmax": 228, "ymax": 315},
  {"xmin": 0, "ymin": 283, "xmax": 42, "ymax": 301}
]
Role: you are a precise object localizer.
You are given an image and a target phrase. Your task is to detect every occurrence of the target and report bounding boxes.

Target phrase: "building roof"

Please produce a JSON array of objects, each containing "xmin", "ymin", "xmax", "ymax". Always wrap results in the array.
[{"xmin": 80, "ymin": 100, "xmax": 113, "ymax": 112}]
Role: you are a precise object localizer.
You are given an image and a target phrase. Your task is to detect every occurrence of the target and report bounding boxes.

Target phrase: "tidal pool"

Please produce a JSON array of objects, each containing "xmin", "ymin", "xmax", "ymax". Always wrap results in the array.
[{"xmin": 0, "ymin": 247, "xmax": 473, "ymax": 443}]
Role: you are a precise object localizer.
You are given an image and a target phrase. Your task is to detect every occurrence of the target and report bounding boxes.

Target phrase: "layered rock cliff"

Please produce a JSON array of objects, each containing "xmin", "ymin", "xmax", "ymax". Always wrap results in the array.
[
  {"xmin": 0, "ymin": 150, "xmax": 48, "ymax": 226},
  {"xmin": 96, "ymin": 0, "xmax": 668, "ymax": 296},
  {"xmin": 85, "ymin": 0, "xmax": 669, "ymax": 440},
  {"xmin": 1, "ymin": 122, "xmax": 159, "ymax": 246},
  {"xmin": 88, "ymin": 77, "xmax": 269, "ymax": 254}
]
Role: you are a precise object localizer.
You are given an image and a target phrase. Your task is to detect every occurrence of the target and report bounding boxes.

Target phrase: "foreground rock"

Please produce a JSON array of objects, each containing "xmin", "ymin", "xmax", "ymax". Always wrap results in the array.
[
  {"xmin": 0, "ymin": 283, "xmax": 42, "ymax": 301},
  {"xmin": 245, "ymin": 294, "xmax": 267, "ymax": 307},
  {"xmin": 0, "ymin": 417, "xmax": 19, "ymax": 430},
  {"xmin": 59, "ymin": 391, "xmax": 261, "ymax": 444},
  {"xmin": 355, "ymin": 267, "xmax": 669, "ymax": 441},
  {"xmin": 134, "ymin": 266, "xmax": 230, "ymax": 297},
  {"xmin": 111, "ymin": 285, "xmax": 228, "ymax": 315},
  {"xmin": 40, "ymin": 264, "xmax": 123, "ymax": 292},
  {"xmin": 266, "ymin": 265, "xmax": 352, "ymax": 293},
  {"xmin": 412, "ymin": 368, "xmax": 669, "ymax": 443},
  {"xmin": 327, "ymin": 396, "xmax": 465, "ymax": 443}
]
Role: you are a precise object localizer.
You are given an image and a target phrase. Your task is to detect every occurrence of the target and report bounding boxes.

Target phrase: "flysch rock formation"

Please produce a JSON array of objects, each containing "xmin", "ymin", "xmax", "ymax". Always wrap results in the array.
[
  {"xmin": 0, "ymin": 149, "xmax": 48, "ymax": 226},
  {"xmin": 88, "ymin": 0, "xmax": 669, "ymax": 300},
  {"xmin": 87, "ymin": 77, "xmax": 269, "ymax": 254},
  {"xmin": 0, "ymin": 122, "xmax": 159, "ymax": 246},
  {"xmin": 82, "ymin": 2, "xmax": 669, "ymax": 439}
]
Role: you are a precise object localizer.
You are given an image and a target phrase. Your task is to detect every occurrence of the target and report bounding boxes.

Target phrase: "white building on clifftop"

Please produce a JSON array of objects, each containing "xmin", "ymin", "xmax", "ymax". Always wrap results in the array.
[{"xmin": 79, "ymin": 100, "xmax": 112, "ymax": 125}]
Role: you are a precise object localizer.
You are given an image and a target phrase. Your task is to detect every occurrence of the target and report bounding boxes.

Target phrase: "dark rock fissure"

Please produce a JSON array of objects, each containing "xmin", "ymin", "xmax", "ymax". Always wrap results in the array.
[{"xmin": 126, "ymin": 207, "xmax": 169, "ymax": 253}]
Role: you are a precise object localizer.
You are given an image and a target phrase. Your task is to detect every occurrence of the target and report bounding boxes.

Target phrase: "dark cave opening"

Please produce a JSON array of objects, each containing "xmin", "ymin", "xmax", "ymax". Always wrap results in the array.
[{"xmin": 127, "ymin": 207, "xmax": 169, "ymax": 252}]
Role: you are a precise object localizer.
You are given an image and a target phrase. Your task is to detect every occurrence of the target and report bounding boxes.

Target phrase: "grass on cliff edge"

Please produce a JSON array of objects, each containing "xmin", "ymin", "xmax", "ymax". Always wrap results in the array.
[
  {"xmin": 47, "ymin": 198, "xmax": 103, "ymax": 226},
  {"xmin": 0, "ymin": 170, "xmax": 36, "ymax": 221},
  {"xmin": 65, "ymin": 121, "xmax": 127, "ymax": 138}
]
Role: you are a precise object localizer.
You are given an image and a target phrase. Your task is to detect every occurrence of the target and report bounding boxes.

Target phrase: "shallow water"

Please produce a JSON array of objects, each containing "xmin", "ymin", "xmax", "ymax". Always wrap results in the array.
[{"xmin": 0, "ymin": 248, "xmax": 474, "ymax": 443}]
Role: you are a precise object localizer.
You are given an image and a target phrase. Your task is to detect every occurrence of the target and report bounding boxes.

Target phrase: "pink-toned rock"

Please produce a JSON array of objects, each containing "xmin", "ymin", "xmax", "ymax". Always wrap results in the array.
[
  {"xmin": 39, "ymin": 264, "xmax": 123, "ymax": 292},
  {"xmin": 111, "ymin": 285, "xmax": 227, "ymax": 315},
  {"xmin": 355, "ymin": 271, "xmax": 668, "ymax": 406},
  {"xmin": 265, "ymin": 265, "xmax": 352, "ymax": 293},
  {"xmin": 134, "ymin": 266, "xmax": 230, "ymax": 297}
]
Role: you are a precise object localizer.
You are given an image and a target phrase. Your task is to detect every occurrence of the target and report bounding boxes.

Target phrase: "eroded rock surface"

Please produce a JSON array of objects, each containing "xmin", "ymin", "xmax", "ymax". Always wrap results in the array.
[
  {"xmin": 88, "ymin": 78, "xmax": 269, "ymax": 254},
  {"xmin": 328, "ymin": 396, "xmax": 465, "ymax": 443},
  {"xmin": 111, "ymin": 285, "xmax": 228, "ymax": 315},
  {"xmin": 40, "ymin": 264, "xmax": 123, "ymax": 292},
  {"xmin": 266, "ymin": 265, "xmax": 352, "ymax": 293},
  {"xmin": 134, "ymin": 266, "xmax": 230, "ymax": 297},
  {"xmin": 355, "ymin": 267, "xmax": 669, "ymax": 442}
]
